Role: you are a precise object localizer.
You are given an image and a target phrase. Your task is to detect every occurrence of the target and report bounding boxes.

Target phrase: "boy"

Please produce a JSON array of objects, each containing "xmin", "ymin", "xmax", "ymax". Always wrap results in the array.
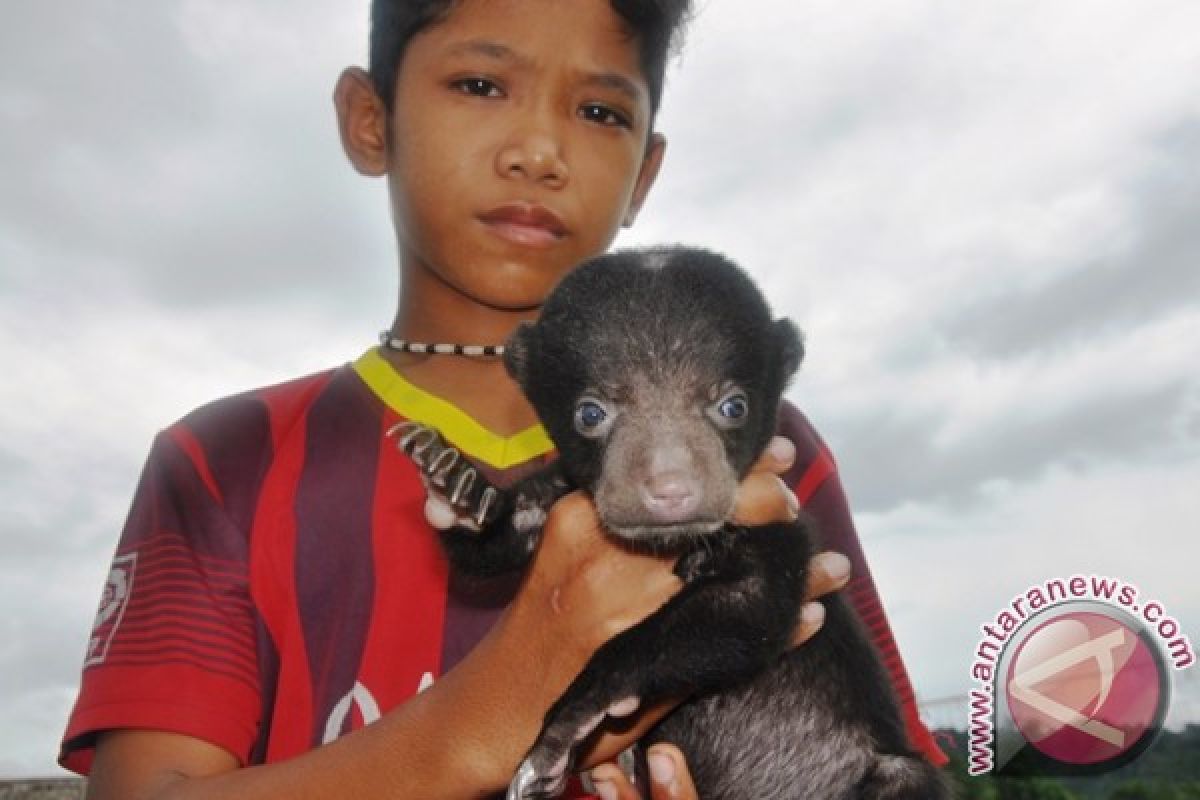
[{"xmin": 60, "ymin": 0, "xmax": 944, "ymax": 797}]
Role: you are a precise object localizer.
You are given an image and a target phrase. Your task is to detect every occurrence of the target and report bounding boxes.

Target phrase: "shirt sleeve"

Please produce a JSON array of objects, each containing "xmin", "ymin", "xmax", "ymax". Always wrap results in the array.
[
  {"xmin": 59, "ymin": 424, "xmax": 262, "ymax": 774},
  {"xmin": 778, "ymin": 404, "xmax": 948, "ymax": 766}
]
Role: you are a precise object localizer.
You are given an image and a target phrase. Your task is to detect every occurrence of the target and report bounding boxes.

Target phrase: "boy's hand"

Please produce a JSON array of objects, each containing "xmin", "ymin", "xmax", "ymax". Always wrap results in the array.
[
  {"xmin": 733, "ymin": 435, "xmax": 851, "ymax": 644},
  {"xmin": 731, "ymin": 434, "xmax": 801, "ymax": 527},
  {"xmin": 586, "ymin": 744, "xmax": 698, "ymax": 800}
]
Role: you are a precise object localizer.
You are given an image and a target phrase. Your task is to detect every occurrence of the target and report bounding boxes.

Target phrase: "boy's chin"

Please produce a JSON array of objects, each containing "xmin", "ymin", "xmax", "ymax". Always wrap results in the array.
[
  {"xmin": 451, "ymin": 276, "xmax": 553, "ymax": 312},
  {"xmin": 442, "ymin": 261, "xmax": 576, "ymax": 311}
]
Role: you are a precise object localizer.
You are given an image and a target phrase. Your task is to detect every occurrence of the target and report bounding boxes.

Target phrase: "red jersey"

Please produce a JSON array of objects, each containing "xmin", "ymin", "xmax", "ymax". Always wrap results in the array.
[{"xmin": 60, "ymin": 348, "xmax": 946, "ymax": 782}]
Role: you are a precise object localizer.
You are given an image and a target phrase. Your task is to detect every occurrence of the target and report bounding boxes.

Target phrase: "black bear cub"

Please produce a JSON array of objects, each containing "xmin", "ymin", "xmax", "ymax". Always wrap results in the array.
[{"xmin": 394, "ymin": 247, "xmax": 949, "ymax": 799}]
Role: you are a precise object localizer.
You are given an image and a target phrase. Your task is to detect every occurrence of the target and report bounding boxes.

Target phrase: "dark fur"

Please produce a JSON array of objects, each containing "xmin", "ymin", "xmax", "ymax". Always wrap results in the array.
[{"xmin": 411, "ymin": 247, "xmax": 950, "ymax": 799}]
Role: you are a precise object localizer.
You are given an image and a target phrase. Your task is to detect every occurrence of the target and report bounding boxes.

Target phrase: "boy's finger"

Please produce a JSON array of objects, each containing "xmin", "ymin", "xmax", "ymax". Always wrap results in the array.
[
  {"xmin": 731, "ymin": 474, "xmax": 798, "ymax": 526},
  {"xmin": 748, "ymin": 435, "xmax": 796, "ymax": 475},
  {"xmin": 538, "ymin": 492, "xmax": 610, "ymax": 559},
  {"xmin": 791, "ymin": 601, "xmax": 827, "ymax": 647},
  {"xmin": 585, "ymin": 763, "xmax": 639, "ymax": 800},
  {"xmin": 647, "ymin": 744, "xmax": 699, "ymax": 800},
  {"xmin": 546, "ymin": 489, "xmax": 596, "ymax": 519},
  {"xmin": 804, "ymin": 551, "xmax": 852, "ymax": 602},
  {"xmin": 790, "ymin": 552, "xmax": 851, "ymax": 648}
]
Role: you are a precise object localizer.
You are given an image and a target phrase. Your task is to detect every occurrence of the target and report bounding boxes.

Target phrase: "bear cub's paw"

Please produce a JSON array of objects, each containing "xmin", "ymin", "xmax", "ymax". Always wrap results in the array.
[{"xmin": 387, "ymin": 421, "xmax": 501, "ymax": 529}]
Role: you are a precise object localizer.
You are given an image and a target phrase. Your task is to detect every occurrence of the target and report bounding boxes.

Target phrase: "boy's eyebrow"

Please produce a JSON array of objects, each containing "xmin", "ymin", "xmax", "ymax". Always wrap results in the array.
[
  {"xmin": 445, "ymin": 39, "xmax": 518, "ymax": 63},
  {"xmin": 444, "ymin": 39, "xmax": 646, "ymax": 104},
  {"xmin": 578, "ymin": 71, "xmax": 645, "ymax": 104}
]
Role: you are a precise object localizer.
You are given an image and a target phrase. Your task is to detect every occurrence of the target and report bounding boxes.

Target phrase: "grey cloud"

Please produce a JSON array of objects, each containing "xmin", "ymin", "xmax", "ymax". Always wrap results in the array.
[
  {"xmin": 0, "ymin": 2, "xmax": 216, "ymax": 151},
  {"xmin": 0, "ymin": 441, "xmax": 140, "ymax": 560},
  {"xmin": 1, "ymin": 574, "xmax": 95, "ymax": 685},
  {"xmin": 828, "ymin": 376, "xmax": 1195, "ymax": 514},
  {"xmin": 1, "ymin": 0, "xmax": 392, "ymax": 318},
  {"xmin": 0, "ymin": 565, "xmax": 101, "ymax": 767},
  {"xmin": 820, "ymin": 118, "xmax": 1200, "ymax": 514},
  {"xmin": 942, "ymin": 120, "xmax": 1200, "ymax": 359},
  {"xmin": 652, "ymin": 6, "xmax": 987, "ymax": 222}
]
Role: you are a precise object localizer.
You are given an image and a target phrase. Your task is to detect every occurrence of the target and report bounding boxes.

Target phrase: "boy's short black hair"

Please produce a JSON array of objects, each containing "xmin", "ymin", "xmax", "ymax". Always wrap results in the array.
[{"xmin": 368, "ymin": 0, "xmax": 691, "ymax": 119}]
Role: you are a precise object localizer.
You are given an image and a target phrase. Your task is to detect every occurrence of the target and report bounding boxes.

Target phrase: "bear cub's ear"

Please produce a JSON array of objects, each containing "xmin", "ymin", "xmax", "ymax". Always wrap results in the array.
[
  {"xmin": 504, "ymin": 321, "xmax": 539, "ymax": 386},
  {"xmin": 774, "ymin": 318, "xmax": 805, "ymax": 380}
]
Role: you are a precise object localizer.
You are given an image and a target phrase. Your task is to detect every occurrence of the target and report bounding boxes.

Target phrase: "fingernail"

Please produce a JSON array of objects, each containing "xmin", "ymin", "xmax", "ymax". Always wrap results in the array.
[
  {"xmin": 585, "ymin": 766, "xmax": 620, "ymax": 798},
  {"xmin": 801, "ymin": 601, "xmax": 826, "ymax": 628},
  {"xmin": 823, "ymin": 551, "xmax": 852, "ymax": 584},
  {"xmin": 648, "ymin": 749, "xmax": 676, "ymax": 788},
  {"xmin": 767, "ymin": 436, "xmax": 796, "ymax": 467}
]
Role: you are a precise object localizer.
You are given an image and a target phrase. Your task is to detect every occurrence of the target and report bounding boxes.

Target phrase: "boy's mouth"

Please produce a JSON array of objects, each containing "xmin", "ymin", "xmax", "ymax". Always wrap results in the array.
[{"xmin": 478, "ymin": 203, "xmax": 567, "ymax": 248}]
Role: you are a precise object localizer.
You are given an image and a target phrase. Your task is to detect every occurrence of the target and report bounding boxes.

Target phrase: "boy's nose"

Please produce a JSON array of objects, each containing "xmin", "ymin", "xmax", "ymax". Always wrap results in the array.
[{"xmin": 496, "ymin": 133, "xmax": 568, "ymax": 188}]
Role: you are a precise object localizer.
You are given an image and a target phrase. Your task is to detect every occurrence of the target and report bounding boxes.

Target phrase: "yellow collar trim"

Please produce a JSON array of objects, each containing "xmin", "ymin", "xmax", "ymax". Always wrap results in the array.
[{"xmin": 353, "ymin": 348, "xmax": 554, "ymax": 470}]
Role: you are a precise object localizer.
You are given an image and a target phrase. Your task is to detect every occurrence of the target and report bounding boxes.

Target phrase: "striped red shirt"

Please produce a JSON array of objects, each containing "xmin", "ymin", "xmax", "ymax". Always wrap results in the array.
[{"xmin": 60, "ymin": 348, "xmax": 945, "ymax": 783}]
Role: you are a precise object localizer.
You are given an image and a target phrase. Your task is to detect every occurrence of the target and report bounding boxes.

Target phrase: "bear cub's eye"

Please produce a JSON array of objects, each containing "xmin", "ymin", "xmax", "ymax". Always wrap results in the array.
[
  {"xmin": 719, "ymin": 395, "xmax": 748, "ymax": 419},
  {"xmin": 711, "ymin": 390, "xmax": 749, "ymax": 429},
  {"xmin": 574, "ymin": 398, "xmax": 613, "ymax": 437}
]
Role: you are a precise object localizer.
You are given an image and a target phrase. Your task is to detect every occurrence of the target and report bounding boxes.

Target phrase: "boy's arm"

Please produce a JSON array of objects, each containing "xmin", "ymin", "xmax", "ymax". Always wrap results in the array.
[
  {"xmin": 84, "ymin": 493, "xmax": 681, "ymax": 800},
  {"xmin": 83, "ymin": 443, "xmax": 814, "ymax": 800}
]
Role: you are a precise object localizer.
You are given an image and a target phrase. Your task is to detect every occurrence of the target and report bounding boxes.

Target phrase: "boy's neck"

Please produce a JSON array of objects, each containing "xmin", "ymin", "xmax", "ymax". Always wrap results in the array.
[
  {"xmin": 384, "ymin": 261, "xmax": 543, "ymax": 437},
  {"xmin": 393, "ymin": 255, "xmax": 543, "ymax": 346},
  {"xmin": 384, "ymin": 352, "xmax": 540, "ymax": 438}
]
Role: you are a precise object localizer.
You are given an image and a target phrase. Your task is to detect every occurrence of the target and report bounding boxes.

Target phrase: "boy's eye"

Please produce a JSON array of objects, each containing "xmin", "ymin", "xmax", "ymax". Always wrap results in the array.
[
  {"xmin": 452, "ymin": 77, "xmax": 503, "ymax": 98},
  {"xmin": 578, "ymin": 103, "xmax": 632, "ymax": 129}
]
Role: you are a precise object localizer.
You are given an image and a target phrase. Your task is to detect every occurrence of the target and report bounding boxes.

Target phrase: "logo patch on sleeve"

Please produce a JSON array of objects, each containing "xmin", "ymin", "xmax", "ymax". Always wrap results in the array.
[{"xmin": 85, "ymin": 552, "xmax": 137, "ymax": 667}]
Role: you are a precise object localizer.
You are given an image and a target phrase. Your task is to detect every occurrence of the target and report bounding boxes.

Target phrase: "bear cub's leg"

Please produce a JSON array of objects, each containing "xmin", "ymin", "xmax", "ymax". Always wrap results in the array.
[{"xmin": 389, "ymin": 421, "xmax": 569, "ymax": 577}]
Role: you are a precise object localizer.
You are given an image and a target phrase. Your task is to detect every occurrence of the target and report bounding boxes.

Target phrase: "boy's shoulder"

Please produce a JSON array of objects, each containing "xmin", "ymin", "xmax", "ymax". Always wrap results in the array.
[
  {"xmin": 174, "ymin": 366, "xmax": 343, "ymax": 450},
  {"xmin": 777, "ymin": 400, "xmax": 838, "ymax": 499},
  {"xmin": 156, "ymin": 365, "xmax": 367, "ymax": 506},
  {"xmin": 778, "ymin": 401, "xmax": 829, "ymax": 460},
  {"xmin": 147, "ymin": 363, "xmax": 381, "ymax": 531}
]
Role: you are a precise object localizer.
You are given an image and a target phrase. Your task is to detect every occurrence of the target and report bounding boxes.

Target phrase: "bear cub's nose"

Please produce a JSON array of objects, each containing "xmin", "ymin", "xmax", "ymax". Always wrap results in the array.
[{"xmin": 640, "ymin": 471, "xmax": 700, "ymax": 522}]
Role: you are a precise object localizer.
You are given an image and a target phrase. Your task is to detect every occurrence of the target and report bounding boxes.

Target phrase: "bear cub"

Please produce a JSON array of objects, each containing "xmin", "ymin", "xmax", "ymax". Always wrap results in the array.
[{"xmin": 394, "ymin": 246, "xmax": 949, "ymax": 800}]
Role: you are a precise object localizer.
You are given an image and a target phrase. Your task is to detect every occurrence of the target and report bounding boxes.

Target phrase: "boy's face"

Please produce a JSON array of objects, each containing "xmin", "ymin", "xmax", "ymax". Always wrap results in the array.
[{"xmin": 377, "ymin": 0, "xmax": 665, "ymax": 311}]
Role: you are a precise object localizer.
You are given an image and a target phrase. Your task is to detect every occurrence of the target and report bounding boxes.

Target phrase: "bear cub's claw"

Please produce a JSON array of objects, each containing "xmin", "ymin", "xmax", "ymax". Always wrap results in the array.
[
  {"xmin": 507, "ymin": 754, "xmax": 568, "ymax": 800},
  {"xmin": 387, "ymin": 421, "xmax": 500, "ymax": 528}
]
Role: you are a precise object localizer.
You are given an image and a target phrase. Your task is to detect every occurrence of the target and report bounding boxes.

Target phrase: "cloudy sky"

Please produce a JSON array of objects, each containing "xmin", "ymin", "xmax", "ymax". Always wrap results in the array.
[{"xmin": 3, "ymin": 0, "xmax": 1199, "ymax": 779}]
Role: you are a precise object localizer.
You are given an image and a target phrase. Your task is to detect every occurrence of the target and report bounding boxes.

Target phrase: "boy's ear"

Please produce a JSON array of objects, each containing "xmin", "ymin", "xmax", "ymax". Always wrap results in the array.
[
  {"xmin": 334, "ymin": 67, "xmax": 389, "ymax": 177},
  {"xmin": 622, "ymin": 133, "xmax": 667, "ymax": 227}
]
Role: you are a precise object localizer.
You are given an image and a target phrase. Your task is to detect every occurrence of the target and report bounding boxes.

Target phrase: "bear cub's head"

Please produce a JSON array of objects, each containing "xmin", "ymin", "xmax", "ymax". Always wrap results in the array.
[{"xmin": 505, "ymin": 246, "xmax": 803, "ymax": 551}]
